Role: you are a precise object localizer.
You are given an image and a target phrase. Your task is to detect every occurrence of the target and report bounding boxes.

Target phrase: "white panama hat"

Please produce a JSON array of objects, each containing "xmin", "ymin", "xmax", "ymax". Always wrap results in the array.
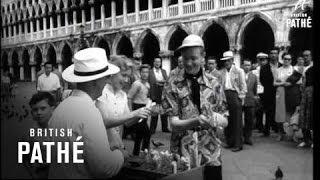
[
  {"xmin": 256, "ymin": 52, "xmax": 268, "ymax": 58},
  {"xmin": 176, "ymin": 34, "xmax": 204, "ymax": 51},
  {"xmin": 220, "ymin": 51, "xmax": 234, "ymax": 61},
  {"xmin": 62, "ymin": 48, "xmax": 120, "ymax": 83}
]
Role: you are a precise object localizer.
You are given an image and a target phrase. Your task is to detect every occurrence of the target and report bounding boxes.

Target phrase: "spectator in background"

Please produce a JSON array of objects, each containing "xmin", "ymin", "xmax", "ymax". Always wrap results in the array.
[
  {"xmin": 298, "ymin": 50, "xmax": 313, "ymax": 148},
  {"xmin": 1, "ymin": 70, "xmax": 11, "ymax": 102},
  {"xmin": 149, "ymin": 57, "xmax": 170, "ymax": 134},
  {"xmin": 37, "ymin": 62, "xmax": 61, "ymax": 101},
  {"xmin": 169, "ymin": 56, "xmax": 184, "ymax": 77},
  {"xmin": 23, "ymin": 92, "xmax": 56, "ymax": 179},
  {"xmin": 274, "ymin": 53, "xmax": 294, "ymax": 141},
  {"xmin": 205, "ymin": 56, "xmax": 220, "ymax": 78},
  {"xmin": 128, "ymin": 64, "xmax": 152, "ymax": 155},
  {"xmin": 260, "ymin": 49, "xmax": 280, "ymax": 137},
  {"xmin": 220, "ymin": 50, "xmax": 247, "ymax": 152},
  {"xmin": 242, "ymin": 60, "xmax": 257, "ymax": 146},
  {"xmin": 252, "ymin": 52, "xmax": 268, "ymax": 132}
]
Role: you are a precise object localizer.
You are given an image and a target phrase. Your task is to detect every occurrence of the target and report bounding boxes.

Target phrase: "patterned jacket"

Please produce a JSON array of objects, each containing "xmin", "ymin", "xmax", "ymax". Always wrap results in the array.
[{"xmin": 161, "ymin": 68, "xmax": 227, "ymax": 167}]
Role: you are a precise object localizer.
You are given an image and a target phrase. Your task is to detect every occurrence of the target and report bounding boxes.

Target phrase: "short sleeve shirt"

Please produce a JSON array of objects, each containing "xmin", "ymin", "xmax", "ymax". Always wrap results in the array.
[
  {"xmin": 127, "ymin": 80, "xmax": 150, "ymax": 105},
  {"xmin": 37, "ymin": 73, "xmax": 61, "ymax": 91}
]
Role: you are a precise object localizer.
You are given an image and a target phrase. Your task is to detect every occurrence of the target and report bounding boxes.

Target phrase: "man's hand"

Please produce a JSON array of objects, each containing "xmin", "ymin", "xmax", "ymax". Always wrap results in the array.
[{"xmin": 132, "ymin": 107, "xmax": 151, "ymax": 119}]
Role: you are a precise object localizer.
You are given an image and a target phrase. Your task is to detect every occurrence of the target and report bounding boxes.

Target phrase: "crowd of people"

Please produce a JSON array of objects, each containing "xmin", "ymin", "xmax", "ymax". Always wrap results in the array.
[{"xmin": 13, "ymin": 34, "xmax": 313, "ymax": 179}]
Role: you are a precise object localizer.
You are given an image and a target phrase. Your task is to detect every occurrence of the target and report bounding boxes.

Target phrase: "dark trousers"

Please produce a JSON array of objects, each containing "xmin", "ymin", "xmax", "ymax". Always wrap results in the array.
[
  {"xmin": 243, "ymin": 106, "xmax": 255, "ymax": 141},
  {"xmin": 263, "ymin": 101, "xmax": 277, "ymax": 135},
  {"xmin": 132, "ymin": 103, "xmax": 151, "ymax": 156},
  {"xmin": 302, "ymin": 128, "xmax": 312, "ymax": 143},
  {"xmin": 150, "ymin": 113, "xmax": 169, "ymax": 134},
  {"xmin": 255, "ymin": 94, "xmax": 264, "ymax": 131},
  {"xmin": 203, "ymin": 165, "xmax": 222, "ymax": 180},
  {"xmin": 224, "ymin": 90, "xmax": 243, "ymax": 148}
]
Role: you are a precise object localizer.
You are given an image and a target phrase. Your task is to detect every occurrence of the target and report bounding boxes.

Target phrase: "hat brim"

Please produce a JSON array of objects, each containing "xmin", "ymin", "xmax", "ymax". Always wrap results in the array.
[
  {"xmin": 176, "ymin": 44, "xmax": 203, "ymax": 52},
  {"xmin": 62, "ymin": 63, "xmax": 120, "ymax": 83},
  {"xmin": 220, "ymin": 56, "xmax": 233, "ymax": 61}
]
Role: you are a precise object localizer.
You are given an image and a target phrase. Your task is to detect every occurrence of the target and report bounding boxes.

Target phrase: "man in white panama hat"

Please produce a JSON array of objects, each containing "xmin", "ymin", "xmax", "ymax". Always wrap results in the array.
[
  {"xmin": 220, "ymin": 50, "xmax": 247, "ymax": 152},
  {"xmin": 48, "ymin": 48, "xmax": 126, "ymax": 178}
]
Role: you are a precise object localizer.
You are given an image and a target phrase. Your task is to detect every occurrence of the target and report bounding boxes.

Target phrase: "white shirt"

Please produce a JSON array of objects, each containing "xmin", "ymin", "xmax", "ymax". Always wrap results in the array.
[
  {"xmin": 37, "ymin": 72, "xmax": 61, "ymax": 91},
  {"xmin": 252, "ymin": 66, "xmax": 264, "ymax": 94},
  {"xmin": 225, "ymin": 67, "xmax": 234, "ymax": 90},
  {"xmin": 48, "ymin": 90, "xmax": 124, "ymax": 178},
  {"xmin": 153, "ymin": 68, "xmax": 165, "ymax": 82},
  {"xmin": 97, "ymin": 84, "xmax": 130, "ymax": 149}
]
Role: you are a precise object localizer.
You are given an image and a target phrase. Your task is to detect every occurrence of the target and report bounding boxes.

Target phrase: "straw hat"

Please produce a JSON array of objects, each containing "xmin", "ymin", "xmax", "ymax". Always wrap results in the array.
[{"xmin": 62, "ymin": 48, "xmax": 120, "ymax": 83}]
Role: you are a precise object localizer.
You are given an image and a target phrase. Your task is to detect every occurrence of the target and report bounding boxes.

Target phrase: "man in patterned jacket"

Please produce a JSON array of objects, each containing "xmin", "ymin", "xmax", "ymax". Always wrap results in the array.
[{"xmin": 161, "ymin": 34, "xmax": 228, "ymax": 180}]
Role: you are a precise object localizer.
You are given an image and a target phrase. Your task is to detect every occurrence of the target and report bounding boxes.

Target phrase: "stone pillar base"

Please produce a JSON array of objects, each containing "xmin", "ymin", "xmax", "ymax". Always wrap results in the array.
[{"xmin": 31, "ymin": 66, "xmax": 36, "ymax": 82}]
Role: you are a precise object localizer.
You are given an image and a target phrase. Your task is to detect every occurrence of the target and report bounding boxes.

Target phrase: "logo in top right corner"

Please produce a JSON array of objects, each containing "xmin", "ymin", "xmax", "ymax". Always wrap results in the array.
[{"xmin": 286, "ymin": 0, "xmax": 312, "ymax": 29}]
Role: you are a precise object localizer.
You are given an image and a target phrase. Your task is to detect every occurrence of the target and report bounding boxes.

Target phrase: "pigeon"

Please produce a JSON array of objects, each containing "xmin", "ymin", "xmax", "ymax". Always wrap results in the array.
[
  {"xmin": 151, "ymin": 139, "xmax": 164, "ymax": 148},
  {"xmin": 275, "ymin": 166, "xmax": 283, "ymax": 180}
]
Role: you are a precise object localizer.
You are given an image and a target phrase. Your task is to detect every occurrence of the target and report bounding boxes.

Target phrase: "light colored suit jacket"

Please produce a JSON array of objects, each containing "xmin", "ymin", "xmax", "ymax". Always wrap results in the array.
[{"xmin": 219, "ymin": 65, "xmax": 247, "ymax": 99}]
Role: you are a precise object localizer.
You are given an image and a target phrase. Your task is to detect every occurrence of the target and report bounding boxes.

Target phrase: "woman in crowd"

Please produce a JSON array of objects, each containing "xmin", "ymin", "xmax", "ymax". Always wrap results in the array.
[
  {"xmin": 274, "ymin": 53, "xmax": 294, "ymax": 141},
  {"xmin": 127, "ymin": 64, "xmax": 152, "ymax": 156},
  {"xmin": 96, "ymin": 55, "xmax": 151, "ymax": 151}
]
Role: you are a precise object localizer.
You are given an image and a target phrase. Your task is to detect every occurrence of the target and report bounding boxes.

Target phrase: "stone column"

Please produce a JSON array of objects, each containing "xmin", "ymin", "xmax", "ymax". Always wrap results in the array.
[
  {"xmin": 195, "ymin": 0, "xmax": 200, "ymax": 12},
  {"xmin": 178, "ymin": 0, "xmax": 183, "ymax": 16},
  {"xmin": 57, "ymin": 11, "xmax": 61, "ymax": 28},
  {"xmin": 82, "ymin": 7, "xmax": 86, "ymax": 25},
  {"xmin": 3, "ymin": 26, "xmax": 7, "ymax": 38},
  {"xmin": 123, "ymin": 0, "xmax": 127, "ymax": 24},
  {"xmin": 19, "ymin": 62, "xmax": 24, "ymax": 81},
  {"xmin": 19, "ymin": 22, "xmax": 22, "ymax": 38},
  {"xmin": 36, "ymin": 16, "xmax": 40, "ymax": 38},
  {"xmin": 101, "ymin": 4, "xmax": 105, "ymax": 27},
  {"xmin": 13, "ymin": 24, "xmax": 17, "ymax": 37},
  {"xmin": 64, "ymin": 8, "xmax": 69, "ymax": 33},
  {"xmin": 162, "ymin": 0, "xmax": 167, "ymax": 19},
  {"xmin": 8, "ymin": 25, "xmax": 12, "ymax": 37},
  {"xmin": 214, "ymin": 0, "xmax": 220, "ymax": 9},
  {"xmin": 50, "ymin": 14, "xmax": 53, "ymax": 36},
  {"xmin": 24, "ymin": 20, "xmax": 28, "ymax": 38},
  {"xmin": 135, "ymin": 0, "xmax": 139, "ymax": 23},
  {"xmin": 9, "ymin": 65, "xmax": 14, "ymax": 75},
  {"xmin": 232, "ymin": 48, "xmax": 241, "ymax": 68},
  {"xmin": 43, "ymin": 15, "xmax": 47, "ymax": 38},
  {"xmin": 73, "ymin": 7, "xmax": 77, "ymax": 32},
  {"xmin": 30, "ymin": 18, "xmax": 34, "ymax": 39},
  {"xmin": 58, "ymin": 63, "xmax": 63, "ymax": 73},
  {"xmin": 159, "ymin": 50, "xmax": 173, "ymax": 76},
  {"xmin": 111, "ymin": 0, "xmax": 116, "ymax": 27},
  {"xmin": 91, "ymin": 4, "xmax": 95, "ymax": 30},
  {"xmin": 148, "ymin": 0, "xmax": 152, "ymax": 20},
  {"xmin": 30, "ymin": 61, "xmax": 36, "ymax": 82}
]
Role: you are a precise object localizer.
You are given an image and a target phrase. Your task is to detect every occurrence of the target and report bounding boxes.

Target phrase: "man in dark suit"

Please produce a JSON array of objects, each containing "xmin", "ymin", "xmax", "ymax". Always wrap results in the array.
[
  {"xmin": 242, "ymin": 60, "xmax": 258, "ymax": 145},
  {"xmin": 259, "ymin": 49, "xmax": 280, "ymax": 136},
  {"xmin": 149, "ymin": 57, "xmax": 170, "ymax": 134}
]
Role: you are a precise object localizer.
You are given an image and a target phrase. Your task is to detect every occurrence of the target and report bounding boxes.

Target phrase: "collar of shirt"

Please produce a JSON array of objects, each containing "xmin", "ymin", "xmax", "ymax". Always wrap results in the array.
[
  {"xmin": 176, "ymin": 68, "xmax": 211, "ymax": 88},
  {"xmin": 70, "ymin": 89, "xmax": 94, "ymax": 104},
  {"xmin": 103, "ymin": 84, "xmax": 125, "ymax": 99},
  {"xmin": 153, "ymin": 67, "xmax": 161, "ymax": 72}
]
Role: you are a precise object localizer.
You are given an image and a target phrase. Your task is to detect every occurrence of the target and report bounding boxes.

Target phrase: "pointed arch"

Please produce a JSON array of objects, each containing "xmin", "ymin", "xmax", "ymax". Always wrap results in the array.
[
  {"xmin": 135, "ymin": 29, "xmax": 161, "ymax": 54},
  {"xmin": 61, "ymin": 43, "xmax": 73, "ymax": 70},
  {"xmin": 236, "ymin": 11, "xmax": 276, "ymax": 48},
  {"xmin": 164, "ymin": 24, "xmax": 191, "ymax": 50}
]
